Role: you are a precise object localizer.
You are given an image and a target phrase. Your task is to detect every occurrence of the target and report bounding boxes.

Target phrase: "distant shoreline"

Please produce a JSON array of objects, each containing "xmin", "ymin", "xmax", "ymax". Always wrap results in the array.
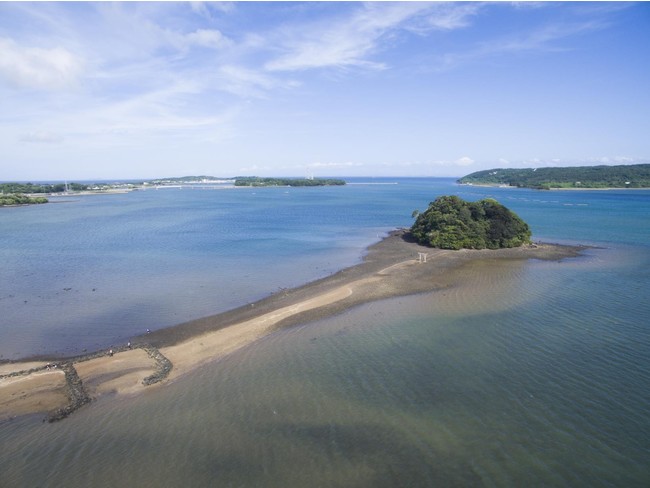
[{"xmin": 0, "ymin": 230, "xmax": 587, "ymax": 422}]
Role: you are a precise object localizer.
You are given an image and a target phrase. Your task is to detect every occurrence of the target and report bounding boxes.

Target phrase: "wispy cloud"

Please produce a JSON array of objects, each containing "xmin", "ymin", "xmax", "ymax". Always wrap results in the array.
[
  {"xmin": 307, "ymin": 161, "xmax": 365, "ymax": 169},
  {"xmin": 185, "ymin": 29, "xmax": 232, "ymax": 50},
  {"xmin": 191, "ymin": 1, "xmax": 235, "ymax": 18},
  {"xmin": 455, "ymin": 156, "xmax": 475, "ymax": 167},
  {"xmin": 0, "ymin": 37, "xmax": 83, "ymax": 90},
  {"xmin": 438, "ymin": 19, "xmax": 607, "ymax": 71},
  {"xmin": 265, "ymin": 3, "xmax": 479, "ymax": 72},
  {"xmin": 215, "ymin": 65, "xmax": 299, "ymax": 99},
  {"xmin": 410, "ymin": 3, "xmax": 481, "ymax": 32},
  {"xmin": 1, "ymin": 2, "xmax": 646, "ymax": 179}
]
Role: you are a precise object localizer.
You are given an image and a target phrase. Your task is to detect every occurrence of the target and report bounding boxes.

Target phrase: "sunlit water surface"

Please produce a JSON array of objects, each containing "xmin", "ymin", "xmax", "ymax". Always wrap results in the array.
[{"xmin": 1, "ymin": 179, "xmax": 649, "ymax": 486}]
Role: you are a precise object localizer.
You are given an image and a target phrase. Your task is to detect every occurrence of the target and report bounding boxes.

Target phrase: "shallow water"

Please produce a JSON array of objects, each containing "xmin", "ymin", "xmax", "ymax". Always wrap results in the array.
[{"xmin": 1, "ymin": 179, "xmax": 649, "ymax": 486}]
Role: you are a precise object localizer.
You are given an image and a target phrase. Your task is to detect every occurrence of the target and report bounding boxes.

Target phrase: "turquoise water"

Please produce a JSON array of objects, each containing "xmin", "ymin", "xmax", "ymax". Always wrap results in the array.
[{"xmin": 1, "ymin": 178, "xmax": 649, "ymax": 486}]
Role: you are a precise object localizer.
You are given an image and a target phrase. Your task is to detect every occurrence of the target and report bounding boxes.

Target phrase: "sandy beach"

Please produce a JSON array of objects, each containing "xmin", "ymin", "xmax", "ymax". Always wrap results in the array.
[{"xmin": 0, "ymin": 231, "xmax": 585, "ymax": 422}]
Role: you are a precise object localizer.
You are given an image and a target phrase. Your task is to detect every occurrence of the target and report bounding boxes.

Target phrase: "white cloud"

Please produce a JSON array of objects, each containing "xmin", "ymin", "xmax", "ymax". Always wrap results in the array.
[
  {"xmin": 308, "ymin": 161, "xmax": 365, "ymax": 168},
  {"xmin": 265, "ymin": 3, "xmax": 477, "ymax": 72},
  {"xmin": 1, "ymin": 3, "xmax": 646, "ymax": 180},
  {"xmin": 0, "ymin": 37, "xmax": 83, "ymax": 90},
  {"xmin": 455, "ymin": 156, "xmax": 475, "ymax": 166},
  {"xmin": 185, "ymin": 29, "xmax": 232, "ymax": 50},
  {"xmin": 190, "ymin": 1, "xmax": 234, "ymax": 18},
  {"xmin": 417, "ymin": 3, "xmax": 481, "ymax": 32}
]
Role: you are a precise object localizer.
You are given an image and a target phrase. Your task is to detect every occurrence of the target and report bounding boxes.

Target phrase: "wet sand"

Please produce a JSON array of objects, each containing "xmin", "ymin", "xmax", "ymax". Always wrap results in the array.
[{"xmin": 0, "ymin": 231, "xmax": 586, "ymax": 422}]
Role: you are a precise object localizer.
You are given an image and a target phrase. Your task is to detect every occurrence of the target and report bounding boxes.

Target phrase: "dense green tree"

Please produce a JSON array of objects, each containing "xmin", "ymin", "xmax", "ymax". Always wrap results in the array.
[
  {"xmin": 0, "ymin": 182, "xmax": 89, "ymax": 194},
  {"xmin": 0, "ymin": 194, "xmax": 48, "ymax": 206},
  {"xmin": 234, "ymin": 177, "xmax": 345, "ymax": 187},
  {"xmin": 410, "ymin": 196, "xmax": 531, "ymax": 250},
  {"xmin": 458, "ymin": 163, "xmax": 650, "ymax": 189}
]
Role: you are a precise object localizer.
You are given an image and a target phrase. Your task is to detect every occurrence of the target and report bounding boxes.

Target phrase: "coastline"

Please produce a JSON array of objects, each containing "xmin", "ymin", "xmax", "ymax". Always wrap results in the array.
[{"xmin": 0, "ymin": 230, "xmax": 586, "ymax": 422}]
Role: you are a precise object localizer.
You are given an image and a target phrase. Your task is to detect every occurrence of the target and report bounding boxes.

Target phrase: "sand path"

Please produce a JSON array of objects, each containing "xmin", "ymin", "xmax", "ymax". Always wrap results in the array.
[{"xmin": 0, "ymin": 233, "xmax": 585, "ymax": 422}]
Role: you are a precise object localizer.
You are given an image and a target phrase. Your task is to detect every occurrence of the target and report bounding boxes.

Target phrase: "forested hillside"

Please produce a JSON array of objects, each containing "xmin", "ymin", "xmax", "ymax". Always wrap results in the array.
[
  {"xmin": 409, "ymin": 196, "xmax": 531, "ymax": 250},
  {"xmin": 458, "ymin": 164, "xmax": 650, "ymax": 189}
]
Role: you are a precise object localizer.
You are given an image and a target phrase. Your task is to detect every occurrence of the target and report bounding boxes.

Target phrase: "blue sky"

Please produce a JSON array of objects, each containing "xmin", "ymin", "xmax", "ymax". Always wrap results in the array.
[{"xmin": 1, "ymin": 2, "xmax": 649, "ymax": 180}]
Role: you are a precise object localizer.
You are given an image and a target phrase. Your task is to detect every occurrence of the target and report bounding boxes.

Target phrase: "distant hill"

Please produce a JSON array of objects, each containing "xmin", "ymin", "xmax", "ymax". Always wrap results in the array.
[{"xmin": 458, "ymin": 163, "xmax": 650, "ymax": 189}]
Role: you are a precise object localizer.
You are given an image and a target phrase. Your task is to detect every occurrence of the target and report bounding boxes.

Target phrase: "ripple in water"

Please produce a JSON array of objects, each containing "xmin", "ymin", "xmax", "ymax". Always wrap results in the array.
[{"xmin": 2, "ymin": 246, "xmax": 649, "ymax": 487}]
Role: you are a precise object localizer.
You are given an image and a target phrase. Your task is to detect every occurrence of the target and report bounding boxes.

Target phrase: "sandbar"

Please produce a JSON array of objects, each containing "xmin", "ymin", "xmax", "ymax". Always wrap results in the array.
[{"xmin": 0, "ymin": 230, "xmax": 586, "ymax": 422}]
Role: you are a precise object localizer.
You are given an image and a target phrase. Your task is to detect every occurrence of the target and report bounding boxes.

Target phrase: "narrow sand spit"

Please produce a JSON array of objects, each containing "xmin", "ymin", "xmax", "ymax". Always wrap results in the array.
[{"xmin": 0, "ymin": 231, "xmax": 586, "ymax": 422}]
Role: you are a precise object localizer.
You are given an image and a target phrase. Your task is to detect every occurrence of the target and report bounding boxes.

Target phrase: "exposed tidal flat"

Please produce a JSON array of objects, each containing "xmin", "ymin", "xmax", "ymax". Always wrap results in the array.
[
  {"xmin": 1, "ymin": 178, "xmax": 650, "ymax": 486},
  {"xmin": 0, "ymin": 232, "xmax": 582, "ymax": 422}
]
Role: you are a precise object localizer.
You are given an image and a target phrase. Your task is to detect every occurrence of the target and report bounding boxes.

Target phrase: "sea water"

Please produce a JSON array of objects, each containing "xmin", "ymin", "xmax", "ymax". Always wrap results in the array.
[
  {"xmin": 0, "ymin": 180, "xmax": 424, "ymax": 358},
  {"xmin": 1, "ymin": 178, "xmax": 649, "ymax": 486}
]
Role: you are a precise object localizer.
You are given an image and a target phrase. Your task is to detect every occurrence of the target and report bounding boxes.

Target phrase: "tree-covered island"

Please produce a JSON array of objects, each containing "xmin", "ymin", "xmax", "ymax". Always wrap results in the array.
[
  {"xmin": 234, "ymin": 177, "xmax": 346, "ymax": 187},
  {"xmin": 458, "ymin": 163, "xmax": 650, "ymax": 189},
  {"xmin": 409, "ymin": 196, "xmax": 531, "ymax": 250}
]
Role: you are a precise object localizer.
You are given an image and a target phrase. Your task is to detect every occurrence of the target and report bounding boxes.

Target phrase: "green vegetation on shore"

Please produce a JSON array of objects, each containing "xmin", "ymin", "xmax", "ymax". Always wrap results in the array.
[
  {"xmin": 0, "ymin": 194, "xmax": 48, "ymax": 206},
  {"xmin": 0, "ymin": 182, "xmax": 89, "ymax": 194},
  {"xmin": 1, "ymin": 176, "xmax": 346, "ymax": 195},
  {"xmin": 410, "ymin": 196, "xmax": 531, "ymax": 250},
  {"xmin": 458, "ymin": 163, "xmax": 650, "ymax": 189},
  {"xmin": 234, "ymin": 177, "xmax": 346, "ymax": 187}
]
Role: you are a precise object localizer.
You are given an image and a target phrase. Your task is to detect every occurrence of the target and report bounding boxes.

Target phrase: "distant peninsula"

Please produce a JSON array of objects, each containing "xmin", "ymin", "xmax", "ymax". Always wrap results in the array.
[
  {"xmin": 458, "ymin": 163, "xmax": 650, "ymax": 189},
  {"xmin": 0, "ymin": 176, "xmax": 345, "ymax": 205}
]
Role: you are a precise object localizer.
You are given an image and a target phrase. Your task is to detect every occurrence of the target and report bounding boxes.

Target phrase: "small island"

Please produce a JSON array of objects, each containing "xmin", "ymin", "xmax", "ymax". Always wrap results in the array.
[
  {"xmin": 458, "ymin": 163, "xmax": 650, "ymax": 189},
  {"xmin": 234, "ymin": 177, "xmax": 346, "ymax": 187},
  {"xmin": 410, "ymin": 196, "xmax": 531, "ymax": 250}
]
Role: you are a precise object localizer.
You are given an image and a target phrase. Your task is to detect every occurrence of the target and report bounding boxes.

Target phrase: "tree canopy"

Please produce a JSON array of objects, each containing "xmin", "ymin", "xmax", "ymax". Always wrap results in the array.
[
  {"xmin": 0, "ymin": 182, "xmax": 89, "ymax": 194},
  {"xmin": 0, "ymin": 193, "xmax": 48, "ymax": 206},
  {"xmin": 409, "ymin": 196, "xmax": 531, "ymax": 250},
  {"xmin": 458, "ymin": 163, "xmax": 650, "ymax": 189},
  {"xmin": 234, "ymin": 177, "xmax": 345, "ymax": 187}
]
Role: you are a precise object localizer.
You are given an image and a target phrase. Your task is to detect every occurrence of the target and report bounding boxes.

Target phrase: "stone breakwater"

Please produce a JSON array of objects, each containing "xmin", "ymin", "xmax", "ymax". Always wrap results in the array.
[
  {"xmin": 0, "ymin": 344, "xmax": 173, "ymax": 422},
  {"xmin": 47, "ymin": 362, "xmax": 91, "ymax": 422},
  {"xmin": 142, "ymin": 345, "xmax": 174, "ymax": 386}
]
